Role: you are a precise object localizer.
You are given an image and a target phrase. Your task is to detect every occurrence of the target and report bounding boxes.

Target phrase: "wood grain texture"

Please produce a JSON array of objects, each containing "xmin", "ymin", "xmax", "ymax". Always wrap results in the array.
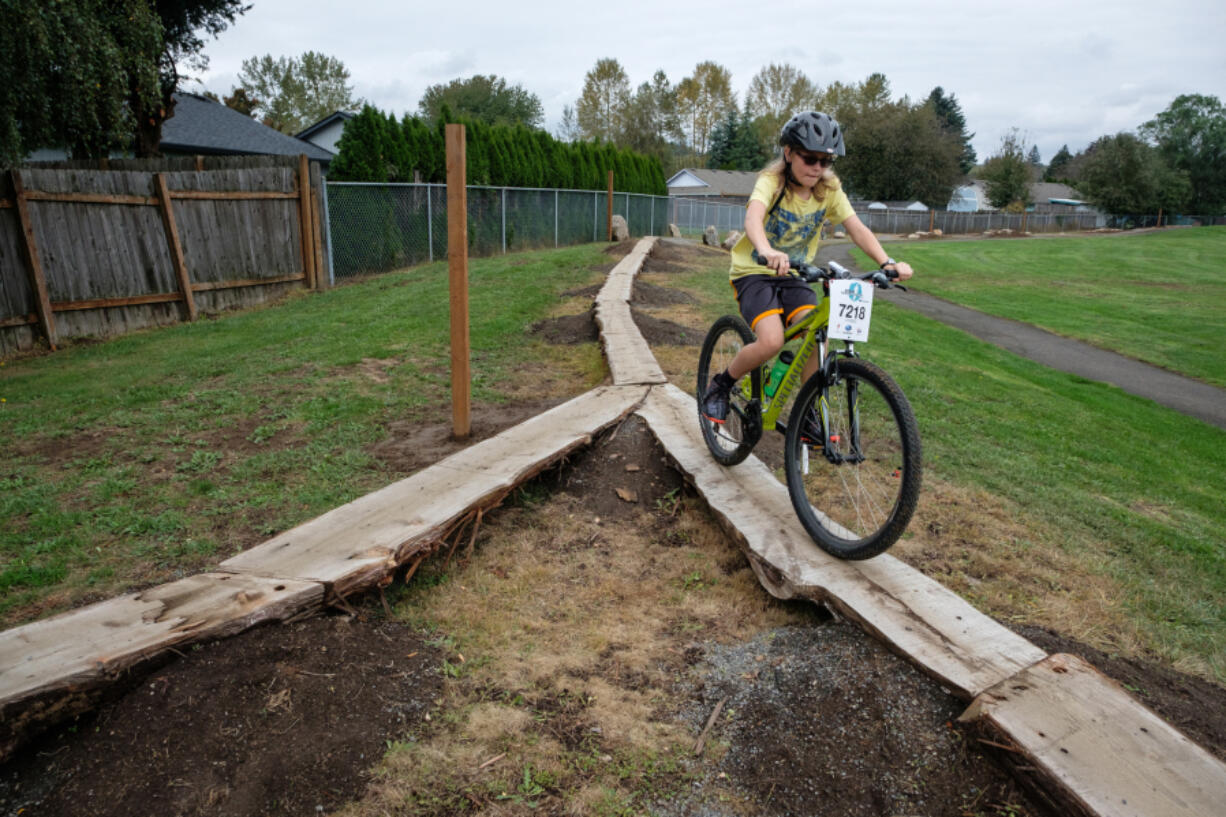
[{"xmin": 961, "ymin": 653, "xmax": 1226, "ymax": 817}]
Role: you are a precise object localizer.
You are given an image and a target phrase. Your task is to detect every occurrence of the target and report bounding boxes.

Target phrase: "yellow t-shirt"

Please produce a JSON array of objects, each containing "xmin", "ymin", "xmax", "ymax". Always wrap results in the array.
[{"xmin": 729, "ymin": 174, "xmax": 855, "ymax": 280}]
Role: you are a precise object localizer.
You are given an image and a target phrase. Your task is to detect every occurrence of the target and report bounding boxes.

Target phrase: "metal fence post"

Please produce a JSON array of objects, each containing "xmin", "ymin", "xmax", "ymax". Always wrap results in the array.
[
  {"xmin": 322, "ymin": 180, "xmax": 335, "ymax": 286},
  {"xmin": 426, "ymin": 184, "xmax": 434, "ymax": 263},
  {"xmin": 501, "ymin": 187, "xmax": 507, "ymax": 253},
  {"xmin": 593, "ymin": 192, "xmax": 598, "ymax": 242},
  {"xmin": 555, "ymin": 189, "xmax": 559, "ymax": 247}
]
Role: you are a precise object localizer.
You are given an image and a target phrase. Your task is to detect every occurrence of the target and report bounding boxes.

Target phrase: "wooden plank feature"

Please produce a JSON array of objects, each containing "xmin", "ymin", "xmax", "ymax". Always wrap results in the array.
[
  {"xmin": 190, "ymin": 273, "xmax": 306, "ymax": 292},
  {"xmin": 221, "ymin": 385, "xmax": 648, "ymax": 598},
  {"xmin": 635, "ymin": 382, "xmax": 1047, "ymax": 700},
  {"xmin": 593, "ymin": 301, "xmax": 669, "ymax": 385},
  {"xmin": 0, "ymin": 573, "xmax": 322, "ymax": 762},
  {"xmin": 297, "ymin": 154, "xmax": 317, "ymax": 290},
  {"xmin": 169, "ymin": 190, "xmax": 298, "ymax": 201},
  {"xmin": 52, "ymin": 293, "xmax": 183, "ymax": 312},
  {"xmin": 10, "ymin": 170, "xmax": 57, "ymax": 350},
  {"xmin": 154, "ymin": 173, "xmax": 197, "ymax": 321},
  {"xmin": 447, "ymin": 124, "xmax": 471, "ymax": 439},
  {"xmin": 960, "ymin": 653, "xmax": 1226, "ymax": 817}
]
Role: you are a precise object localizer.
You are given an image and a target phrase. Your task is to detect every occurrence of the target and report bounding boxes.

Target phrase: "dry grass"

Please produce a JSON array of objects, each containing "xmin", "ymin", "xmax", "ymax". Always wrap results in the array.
[{"xmin": 341, "ymin": 476, "xmax": 810, "ymax": 816}]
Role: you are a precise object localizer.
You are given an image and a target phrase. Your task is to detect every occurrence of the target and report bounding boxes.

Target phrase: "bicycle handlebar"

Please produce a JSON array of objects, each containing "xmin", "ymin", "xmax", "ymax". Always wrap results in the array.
[{"xmin": 753, "ymin": 254, "xmax": 906, "ymax": 290}]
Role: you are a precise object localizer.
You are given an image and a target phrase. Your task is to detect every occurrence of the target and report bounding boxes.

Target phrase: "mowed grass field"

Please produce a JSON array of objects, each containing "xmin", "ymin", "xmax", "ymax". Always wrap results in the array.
[
  {"xmin": 875, "ymin": 227, "xmax": 1226, "ymax": 387},
  {"xmin": 0, "ymin": 244, "xmax": 612, "ymax": 627},
  {"xmin": 2, "ymin": 230, "xmax": 1225, "ymax": 685}
]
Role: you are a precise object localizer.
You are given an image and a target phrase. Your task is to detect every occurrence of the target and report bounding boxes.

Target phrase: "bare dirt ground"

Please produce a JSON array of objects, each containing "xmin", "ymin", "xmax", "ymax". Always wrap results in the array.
[{"xmin": 2, "ymin": 239, "xmax": 1223, "ymax": 817}]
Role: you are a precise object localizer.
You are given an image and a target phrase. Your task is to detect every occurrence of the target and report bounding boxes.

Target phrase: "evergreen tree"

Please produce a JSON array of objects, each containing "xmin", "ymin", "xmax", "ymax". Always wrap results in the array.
[
  {"xmin": 926, "ymin": 87, "xmax": 977, "ymax": 174},
  {"xmin": 1045, "ymin": 144, "xmax": 1072, "ymax": 182}
]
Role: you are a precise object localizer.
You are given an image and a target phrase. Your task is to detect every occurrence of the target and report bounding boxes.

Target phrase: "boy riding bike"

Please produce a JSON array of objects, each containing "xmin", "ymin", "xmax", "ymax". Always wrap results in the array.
[{"xmin": 701, "ymin": 111, "xmax": 914, "ymax": 439}]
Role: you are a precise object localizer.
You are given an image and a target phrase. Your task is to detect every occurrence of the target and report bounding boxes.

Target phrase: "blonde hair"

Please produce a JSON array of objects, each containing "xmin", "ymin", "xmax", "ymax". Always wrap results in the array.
[{"xmin": 760, "ymin": 151, "xmax": 841, "ymax": 209}]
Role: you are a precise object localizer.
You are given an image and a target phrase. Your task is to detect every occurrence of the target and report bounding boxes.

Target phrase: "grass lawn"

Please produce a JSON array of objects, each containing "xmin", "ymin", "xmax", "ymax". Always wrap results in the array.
[
  {"xmin": 867, "ymin": 227, "xmax": 1226, "ymax": 388},
  {"xmin": 0, "ymin": 243, "xmax": 612, "ymax": 627},
  {"xmin": 656, "ymin": 240, "xmax": 1226, "ymax": 683}
]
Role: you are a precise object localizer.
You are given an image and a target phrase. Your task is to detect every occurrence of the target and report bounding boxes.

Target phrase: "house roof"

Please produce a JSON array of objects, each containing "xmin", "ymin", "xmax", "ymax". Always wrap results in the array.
[
  {"xmin": 161, "ymin": 93, "xmax": 333, "ymax": 163},
  {"xmin": 295, "ymin": 111, "xmax": 355, "ymax": 141},
  {"xmin": 666, "ymin": 168, "xmax": 759, "ymax": 197}
]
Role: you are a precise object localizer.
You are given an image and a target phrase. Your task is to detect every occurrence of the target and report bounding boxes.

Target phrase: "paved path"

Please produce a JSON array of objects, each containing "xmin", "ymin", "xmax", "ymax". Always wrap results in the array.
[{"xmin": 817, "ymin": 244, "xmax": 1226, "ymax": 431}]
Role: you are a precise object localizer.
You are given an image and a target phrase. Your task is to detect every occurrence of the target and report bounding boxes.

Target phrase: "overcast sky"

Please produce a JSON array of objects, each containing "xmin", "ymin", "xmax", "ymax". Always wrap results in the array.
[{"xmin": 192, "ymin": 0, "xmax": 1226, "ymax": 164}]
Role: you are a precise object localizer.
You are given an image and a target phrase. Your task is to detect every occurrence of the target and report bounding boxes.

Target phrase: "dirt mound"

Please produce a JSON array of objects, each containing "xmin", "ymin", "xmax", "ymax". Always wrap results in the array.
[
  {"xmin": 631, "ymin": 281, "xmax": 696, "ymax": 307},
  {"xmin": 0, "ymin": 616, "xmax": 443, "ymax": 817},
  {"xmin": 561, "ymin": 283, "xmax": 603, "ymax": 299},
  {"xmin": 631, "ymin": 307, "xmax": 704, "ymax": 346},
  {"xmin": 644, "ymin": 238, "xmax": 725, "ymax": 273},
  {"xmin": 527, "ymin": 310, "xmax": 599, "ymax": 345},
  {"xmin": 604, "ymin": 238, "xmax": 640, "ymax": 255}
]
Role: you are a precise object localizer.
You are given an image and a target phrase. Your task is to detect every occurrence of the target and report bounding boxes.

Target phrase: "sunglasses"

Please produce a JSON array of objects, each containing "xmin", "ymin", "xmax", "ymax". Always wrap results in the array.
[{"xmin": 794, "ymin": 152, "xmax": 835, "ymax": 168}]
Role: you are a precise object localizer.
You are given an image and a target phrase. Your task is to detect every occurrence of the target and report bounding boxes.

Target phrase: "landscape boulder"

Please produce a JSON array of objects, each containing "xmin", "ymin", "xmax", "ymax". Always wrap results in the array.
[
  {"xmin": 721, "ymin": 230, "xmax": 742, "ymax": 250},
  {"xmin": 703, "ymin": 225, "xmax": 720, "ymax": 247},
  {"xmin": 668, "ymin": 223, "xmax": 682, "ymax": 238},
  {"xmin": 611, "ymin": 215, "xmax": 630, "ymax": 241},
  {"xmin": 834, "ymin": 229, "xmax": 846, "ymax": 239}
]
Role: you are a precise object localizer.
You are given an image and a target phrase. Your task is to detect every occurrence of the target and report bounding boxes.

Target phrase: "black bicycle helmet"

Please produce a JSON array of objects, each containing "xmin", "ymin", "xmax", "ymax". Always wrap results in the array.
[{"xmin": 779, "ymin": 111, "xmax": 845, "ymax": 156}]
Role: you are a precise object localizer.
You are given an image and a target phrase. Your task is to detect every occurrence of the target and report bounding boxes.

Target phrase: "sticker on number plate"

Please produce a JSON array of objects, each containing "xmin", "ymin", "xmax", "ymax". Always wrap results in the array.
[{"xmin": 826, "ymin": 279, "xmax": 874, "ymax": 341}]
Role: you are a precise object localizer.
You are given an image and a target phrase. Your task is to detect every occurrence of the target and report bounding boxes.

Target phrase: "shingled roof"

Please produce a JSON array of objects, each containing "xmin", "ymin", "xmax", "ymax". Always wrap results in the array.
[{"xmin": 161, "ymin": 93, "xmax": 333, "ymax": 164}]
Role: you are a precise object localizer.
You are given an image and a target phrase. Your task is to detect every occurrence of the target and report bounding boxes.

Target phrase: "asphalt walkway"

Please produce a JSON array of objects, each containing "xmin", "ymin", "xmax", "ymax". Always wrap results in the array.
[{"xmin": 817, "ymin": 244, "xmax": 1226, "ymax": 431}]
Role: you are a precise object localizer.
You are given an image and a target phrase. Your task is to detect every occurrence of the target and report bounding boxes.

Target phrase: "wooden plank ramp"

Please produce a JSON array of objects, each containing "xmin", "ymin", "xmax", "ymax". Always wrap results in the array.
[
  {"xmin": 0, "ymin": 573, "xmax": 322, "ymax": 760},
  {"xmin": 220, "ymin": 384, "xmax": 648, "ymax": 597},
  {"xmin": 593, "ymin": 236, "xmax": 667, "ymax": 386},
  {"xmin": 636, "ymin": 381, "xmax": 1047, "ymax": 700},
  {"xmin": 961, "ymin": 653, "xmax": 1226, "ymax": 817}
]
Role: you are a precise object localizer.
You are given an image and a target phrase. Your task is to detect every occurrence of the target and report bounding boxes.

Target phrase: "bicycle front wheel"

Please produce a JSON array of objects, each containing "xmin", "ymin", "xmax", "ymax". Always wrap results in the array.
[
  {"xmin": 696, "ymin": 315, "xmax": 760, "ymax": 466},
  {"xmin": 784, "ymin": 358, "xmax": 922, "ymax": 560}
]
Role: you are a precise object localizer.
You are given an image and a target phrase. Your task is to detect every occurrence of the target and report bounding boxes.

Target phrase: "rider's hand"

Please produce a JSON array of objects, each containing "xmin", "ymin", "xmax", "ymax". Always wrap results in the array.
[
  {"xmin": 884, "ymin": 260, "xmax": 914, "ymax": 281},
  {"xmin": 762, "ymin": 248, "xmax": 790, "ymax": 275}
]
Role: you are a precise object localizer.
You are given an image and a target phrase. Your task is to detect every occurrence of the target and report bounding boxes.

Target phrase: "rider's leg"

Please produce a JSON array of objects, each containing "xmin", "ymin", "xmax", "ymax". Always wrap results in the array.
[{"xmin": 726, "ymin": 315, "xmax": 784, "ymax": 380}]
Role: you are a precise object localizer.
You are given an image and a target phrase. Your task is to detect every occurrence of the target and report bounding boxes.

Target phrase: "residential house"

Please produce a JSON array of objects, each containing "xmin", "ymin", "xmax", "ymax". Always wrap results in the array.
[
  {"xmin": 296, "ymin": 111, "xmax": 355, "ymax": 158},
  {"xmin": 666, "ymin": 168, "xmax": 759, "ymax": 206}
]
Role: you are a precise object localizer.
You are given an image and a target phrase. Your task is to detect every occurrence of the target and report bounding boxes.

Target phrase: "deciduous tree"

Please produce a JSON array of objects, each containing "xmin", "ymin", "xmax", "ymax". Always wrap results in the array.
[
  {"xmin": 576, "ymin": 58, "xmax": 630, "ymax": 143},
  {"xmin": 980, "ymin": 130, "xmax": 1033, "ymax": 209},
  {"xmin": 1045, "ymin": 144, "xmax": 1072, "ymax": 182},
  {"xmin": 745, "ymin": 63, "xmax": 821, "ymax": 147},
  {"xmin": 675, "ymin": 61, "xmax": 735, "ymax": 155},
  {"xmin": 837, "ymin": 100, "xmax": 962, "ymax": 206},
  {"xmin": 1141, "ymin": 94, "xmax": 1226, "ymax": 214},
  {"xmin": 1077, "ymin": 132, "xmax": 1190, "ymax": 215},
  {"xmin": 418, "ymin": 75, "xmax": 544, "ymax": 128},
  {"xmin": 238, "ymin": 52, "xmax": 364, "ymax": 134},
  {"xmin": 0, "ymin": 0, "xmax": 163, "ymax": 164}
]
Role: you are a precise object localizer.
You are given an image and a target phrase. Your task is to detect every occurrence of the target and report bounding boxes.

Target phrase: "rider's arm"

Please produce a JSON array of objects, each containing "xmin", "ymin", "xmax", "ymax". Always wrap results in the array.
[
  {"xmin": 842, "ymin": 214, "xmax": 914, "ymax": 280},
  {"xmin": 744, "ymin": 200, "xmax": 790, "ymax": 274}
]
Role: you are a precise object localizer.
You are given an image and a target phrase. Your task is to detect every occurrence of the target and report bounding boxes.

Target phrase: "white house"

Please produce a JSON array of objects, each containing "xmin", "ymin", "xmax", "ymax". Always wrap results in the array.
[{"xmin": 295, "ymin": 111, "xmax": 354, "ymax": 157}]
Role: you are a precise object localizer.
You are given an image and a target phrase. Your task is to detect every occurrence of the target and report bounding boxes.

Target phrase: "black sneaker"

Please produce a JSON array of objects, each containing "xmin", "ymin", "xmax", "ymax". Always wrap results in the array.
[
  {"xmin": 798, "ymin": 407, "xmax": 823, "ymax": 446},
  {"xmin": 701, "ymin": 379, "xmax": 730, "ymax": 424}
]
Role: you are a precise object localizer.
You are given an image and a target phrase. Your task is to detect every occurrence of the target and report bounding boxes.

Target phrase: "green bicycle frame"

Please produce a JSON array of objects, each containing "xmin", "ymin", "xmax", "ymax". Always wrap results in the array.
[{"xmin": 739, "ymin": 294, "xmax": 841, "ymax": 433}]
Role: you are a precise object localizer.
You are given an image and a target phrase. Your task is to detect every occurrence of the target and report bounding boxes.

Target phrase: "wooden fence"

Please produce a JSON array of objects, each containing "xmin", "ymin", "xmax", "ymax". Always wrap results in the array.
[{"xmin": 0, "ymin": 155, "xmax": 326, "ymax": 357}]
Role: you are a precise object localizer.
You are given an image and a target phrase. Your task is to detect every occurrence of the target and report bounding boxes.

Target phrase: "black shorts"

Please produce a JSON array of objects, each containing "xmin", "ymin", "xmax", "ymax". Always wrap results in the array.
[{"xmin": 731, "ymin": 274, "xmax": 818, "ymax": 331}]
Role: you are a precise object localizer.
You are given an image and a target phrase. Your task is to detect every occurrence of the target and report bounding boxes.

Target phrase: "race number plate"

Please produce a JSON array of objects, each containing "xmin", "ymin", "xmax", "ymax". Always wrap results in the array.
[{"xmin": 827, "ymin": 279, "xmax": 874, "ymax": 342}]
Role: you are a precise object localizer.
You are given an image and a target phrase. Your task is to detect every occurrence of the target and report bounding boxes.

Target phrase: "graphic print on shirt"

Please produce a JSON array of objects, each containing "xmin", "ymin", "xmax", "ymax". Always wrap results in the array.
[{"xmin": 765, "ymin": 204, "xmax": 827, "ymax": 259}]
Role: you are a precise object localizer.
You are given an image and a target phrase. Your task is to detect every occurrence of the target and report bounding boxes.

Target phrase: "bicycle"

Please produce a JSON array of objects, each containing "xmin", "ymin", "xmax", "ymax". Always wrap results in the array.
[{"xmin": 696, "ymin": 259, "xmax": 922, "ymax": 560}]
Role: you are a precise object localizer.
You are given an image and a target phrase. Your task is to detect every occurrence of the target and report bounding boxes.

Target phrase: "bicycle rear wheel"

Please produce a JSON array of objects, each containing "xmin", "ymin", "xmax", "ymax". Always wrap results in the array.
[
  {"xmin": 696, "ymin": 315, "xmax": 761, "ymax": 466},
  {"xmin": 784, "ymin": 358, "xmax": 921, "ymax": 560}
]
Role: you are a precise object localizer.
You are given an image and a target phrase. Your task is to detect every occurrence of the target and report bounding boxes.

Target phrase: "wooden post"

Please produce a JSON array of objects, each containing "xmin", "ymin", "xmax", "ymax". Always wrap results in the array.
[
  {"xmin": 606, "ymin": 170, "xmax": 614, "ymax": 241},
  {"xmin": 929, "ymin": 209, "xmax": 935, "ymax": 232},
  {"xmin": 11, "ymin": 171, "xmax": 57, "ymax": 350},
  {"xmin": 297, "ymin": 154, "xmax": 317, "ymax": 290},
  {"xmin": 1157, "ymin": 208, "xmax": 1163, "ymax": 228},
  {"xmin": 1021, "ymin": 212, "xmax": 1028, "ymax": 234},
  {"xmin": 154, "ymin": 173, "xmax": 197, "ymax": 321},
  {"xmin": 194, "ymin": 155, "xmax": 205, "ymax": 173},
  {"xmin": 446, "ymin": 124, "xmax": 471, "ymax": 441}
]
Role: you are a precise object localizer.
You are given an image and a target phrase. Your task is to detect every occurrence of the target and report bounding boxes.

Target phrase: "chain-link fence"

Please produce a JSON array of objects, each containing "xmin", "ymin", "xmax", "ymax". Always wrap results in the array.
[{"xmin": 324, "ymin": 182, "xmax": 670, "ymax": 280}]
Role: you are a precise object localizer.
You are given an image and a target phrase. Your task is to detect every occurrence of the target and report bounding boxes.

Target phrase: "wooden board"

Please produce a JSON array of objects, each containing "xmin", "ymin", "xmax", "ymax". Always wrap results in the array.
[
  {"xmin": 221, "ymin": 385, "xmax": 648, "ymax": 597},
  {"xmin": 593, "ymin": 301, "xmax": 668, "ymax": 385},
  {"xmin": 960, "ymin": 653, "xmax": 1226, "ymax": 817},
  {"xmin": 635, "ymin": 382, "xmax": 1047, "ymax": 700},
  {"xmin": 0, "ymin": 573, "xmax": 322, "ymax": 761},
  {"xmin": 596, "ymin": 236, "xmax": 655, "ymax": 304}
]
